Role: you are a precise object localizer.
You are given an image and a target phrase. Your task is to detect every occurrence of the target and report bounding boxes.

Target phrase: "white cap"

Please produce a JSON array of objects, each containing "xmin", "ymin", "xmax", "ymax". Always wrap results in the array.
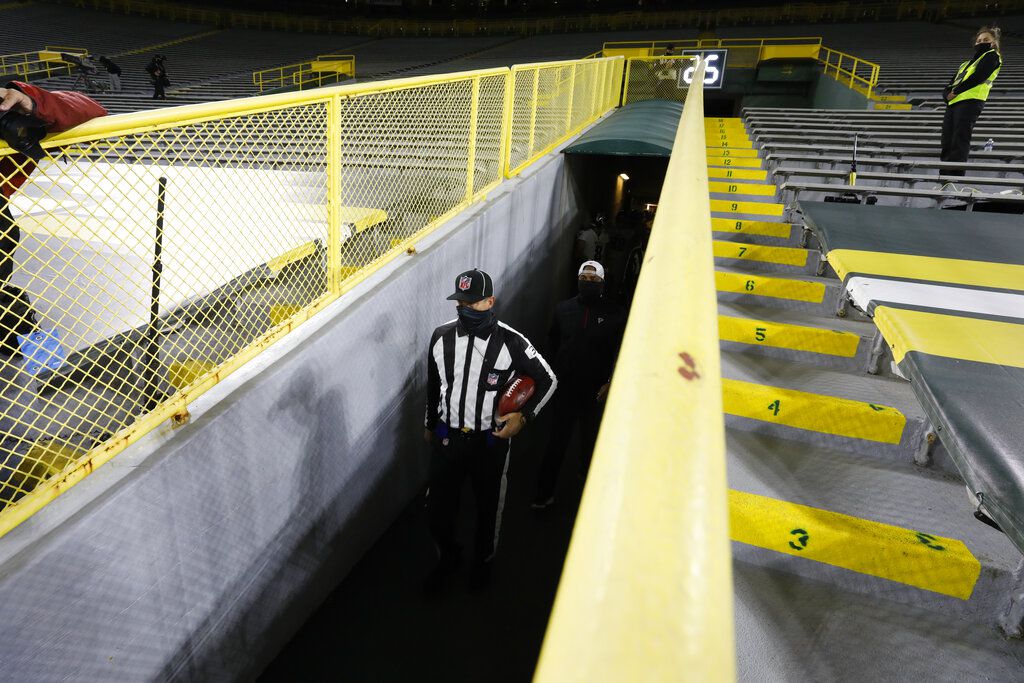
[{"xmin": 578, "ymin": 260, "xmax": 605, "ymax": 280}]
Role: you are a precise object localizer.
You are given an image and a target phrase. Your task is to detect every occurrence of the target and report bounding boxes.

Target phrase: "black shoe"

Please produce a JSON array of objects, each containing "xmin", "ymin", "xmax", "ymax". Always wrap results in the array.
[
  {"xmin": 530, "ymin": 494, "xmax": 555, "ymax": 510},
  {"xmin": 422, "ymin": 547, "xmax": 462, "ymax": 595},
  {"xmin": 469, "ymin": 560, "xmax": 492, "ymax": 592}
]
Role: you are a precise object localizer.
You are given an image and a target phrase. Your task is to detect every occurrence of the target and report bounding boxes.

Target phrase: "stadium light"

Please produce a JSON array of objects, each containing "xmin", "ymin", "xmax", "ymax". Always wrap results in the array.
[{"xmin": 619, "ymin": 173, "xmax": 630, "ymax": 181}]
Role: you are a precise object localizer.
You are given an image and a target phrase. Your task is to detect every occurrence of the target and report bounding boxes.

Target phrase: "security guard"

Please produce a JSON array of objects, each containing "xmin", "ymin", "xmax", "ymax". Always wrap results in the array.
[
  {"xmin": 941, "ymin": 27, "xmax": 1002, "ymax": 175},
  {"xmin": 532, "ymin": 261, "xmax": 625, "ymax": 509},
  {"xmin": 423, "ymin": 268, "xmax": 557, "ymax": 591}
]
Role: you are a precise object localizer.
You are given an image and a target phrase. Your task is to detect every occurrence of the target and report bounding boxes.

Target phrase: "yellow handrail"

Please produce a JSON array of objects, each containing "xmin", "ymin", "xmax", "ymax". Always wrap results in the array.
[
  {"xmin": 253, "ymin": 54, "xmax": 357, "ymax": 92},
  {"xmin": 817, "ymin": 46, "xmax": 880, "ymax": 99},
  {"xmin": 534, "ymin": 58, "xmax": 734, "ymax": 682}
]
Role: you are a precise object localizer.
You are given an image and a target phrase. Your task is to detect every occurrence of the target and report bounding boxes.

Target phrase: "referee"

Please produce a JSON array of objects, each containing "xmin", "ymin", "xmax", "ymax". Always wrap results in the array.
[{"xmin": 423, "ymin": 268, "xmax": 557, "ymax": 591}]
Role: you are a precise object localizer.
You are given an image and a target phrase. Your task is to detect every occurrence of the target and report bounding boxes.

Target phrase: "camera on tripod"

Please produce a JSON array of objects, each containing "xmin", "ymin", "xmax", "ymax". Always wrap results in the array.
[{"xmin": 61, "ymin": 52, "xmax": 106, "ymax": 93}]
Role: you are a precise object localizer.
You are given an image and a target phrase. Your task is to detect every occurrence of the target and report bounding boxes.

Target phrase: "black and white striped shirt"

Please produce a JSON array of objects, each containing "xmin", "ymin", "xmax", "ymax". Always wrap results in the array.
[{"xmin": 425, "ymin": 319, "xmax": 557, "ymax": 432}]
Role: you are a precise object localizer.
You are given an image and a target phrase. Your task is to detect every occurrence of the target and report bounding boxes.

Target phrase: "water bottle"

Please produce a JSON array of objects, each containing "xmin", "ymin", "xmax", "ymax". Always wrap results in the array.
[{"xmin": 984, "ymin": 138, "xmax": 994, "ymax": 152}]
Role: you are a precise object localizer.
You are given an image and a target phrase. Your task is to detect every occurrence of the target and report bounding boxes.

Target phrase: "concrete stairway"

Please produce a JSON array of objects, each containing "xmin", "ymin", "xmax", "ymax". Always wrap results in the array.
[{"xmin": 704, "ymin": 117, "xmax": 1024, "ymax": 676}]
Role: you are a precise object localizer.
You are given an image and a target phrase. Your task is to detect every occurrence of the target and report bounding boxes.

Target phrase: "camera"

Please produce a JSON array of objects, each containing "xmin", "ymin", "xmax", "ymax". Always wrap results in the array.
[{"xmin": 0, "ymin": 109, "xmax": 47, "ymax": 161}]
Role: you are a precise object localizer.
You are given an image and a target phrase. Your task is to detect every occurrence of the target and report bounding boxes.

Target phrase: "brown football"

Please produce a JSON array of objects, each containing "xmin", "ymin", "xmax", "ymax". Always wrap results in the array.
[{"xmin": 498, "ymin": 375, "xmax": 535, "ymax": 417}]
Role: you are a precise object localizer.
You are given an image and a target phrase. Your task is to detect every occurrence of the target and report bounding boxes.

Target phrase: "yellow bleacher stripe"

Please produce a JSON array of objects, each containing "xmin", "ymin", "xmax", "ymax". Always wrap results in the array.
[
  {"xmin": 874, "ymin": 306, "xmax": 1024, "ymax": 368},
  {"xmin": 705, "ymin": 147, "xmax": 759, "ymax": 158},
  {"xmin": 706, "ymin": 138, "xmax": 754, "ymax": 149},
  {"xmin": 827, "ymin": 249, "xmax": 1024, "ymax": 292},
  {"xmin": 718, "ymin": 315, "xmax": 860, "ymax": 357},
  {"xmin": 707, "ymin": 156, "xmax": 762, "ymax": 169},
  {"xmin": 711, "ymin": 218, "xmax": 791, "ymax": 238},
  {"xmin": 874, "ymin": 103, "xmax": 913, "ymax": 110},
  {"xmin": 708, "ymin": 181, "xmax": 776, "ymax": 197},
  {"xmin": 721, "ymin": 378, "xmax": 906, "ymax": 444},
  {"xmin": 707, "ymin": 167, "xmax": 768, "ymax": 181},
  {"xmin": 713, "ymin": 241, "xmax": 809, "ymax": 266},
  {"xmin": 710, "ymin": 199, "xmax": 784, "ymax": 217},
  {"xmin": 729, "ymin": 490, "xmax": 980, "ymax": 600},
  {"xmin": 266, "ymin": 241, "xmax": 318, "ymax": 274},
  {"xmin": 715, "ymin": 271, "xmax": 825, "ymax": 303}
]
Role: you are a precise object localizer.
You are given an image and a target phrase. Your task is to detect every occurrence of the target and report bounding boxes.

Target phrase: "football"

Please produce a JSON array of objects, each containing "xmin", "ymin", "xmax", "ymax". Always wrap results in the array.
[{"xmin": 498, "ymin": 375, "xmax": 535, "ymax": 417}]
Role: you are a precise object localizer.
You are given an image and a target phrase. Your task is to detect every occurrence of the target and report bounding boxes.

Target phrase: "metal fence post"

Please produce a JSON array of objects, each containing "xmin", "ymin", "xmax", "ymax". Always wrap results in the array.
[
  {"xmin": 327, "ymin": 93, "xmax": 343, "ymax": 295},
  {"xmin": 500, "ymin": 69, "xmax": 515, "ymax": 178},
  {"xmin": 527, "ymin": 68, "xmax": 540, "ymax": 159},
  {"xmin": 565, "ymin": 63, "xmax": 577, "ymax": 132},
  {"xmin": 465, "ymin": 76, "xmax": 480, "ymax": 202}
]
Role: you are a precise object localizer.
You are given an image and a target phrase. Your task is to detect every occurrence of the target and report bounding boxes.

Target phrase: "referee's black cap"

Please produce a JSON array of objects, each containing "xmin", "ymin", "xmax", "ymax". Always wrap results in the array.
[{"xmin": 447, "ymin": 268, "xmax": 493, "ymax": 303}]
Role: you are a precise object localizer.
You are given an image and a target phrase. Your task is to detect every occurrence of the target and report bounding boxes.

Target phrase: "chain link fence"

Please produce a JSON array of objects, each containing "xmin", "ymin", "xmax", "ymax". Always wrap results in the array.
[
  {"xmin": 0, "ymin": 57, "xmax": 622, "ymax": 535},
  {"xmin": 622, "ymin": 56, "xmax": 693, "ymax": 106}
]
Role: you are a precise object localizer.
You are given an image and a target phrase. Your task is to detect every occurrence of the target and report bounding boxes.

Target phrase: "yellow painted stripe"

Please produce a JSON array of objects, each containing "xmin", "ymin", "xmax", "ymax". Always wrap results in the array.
[
  {"xmin": 827, "ymin": 249, "xmax": 1024, "ymax": 292},
  {"xmin": 711, "ymin": 218, "xmax": 791, "ymax": 238},
  {"xmin": 709, "ymin": 181, "xmax": 776, "ymax": 197},
  {"xmin": 707, "ymin": 156, "xmax": 762, "ymax": 169},
  {"xmin": 707, "ymin": 167, "xmax": 767, "ymax": 181},
  {"xmin": 266, "ymin": 240, "xmax": 317, "ymax": 274},
  {"xmin": 705, "ymin": 147, "xmax": 759, "ymax": 158},
  {"xmin": 729, "ymin": 490, "xmax": 980, "ymax": 600},
  {"xmin": 710, "ymin": 199, "xmax": 784, "ymax": 217},
  {"xmin": 718, "ymin": 315, "xmax": 860, "ymax": 357},
  {"xmin": 721, "ymin": 378, "xmax": 906, "ymax": 444},
  {"xmin": 713, "ymin": 241, "xmax": 809, "ymax": 267},
  {"xmin": 706, "ymin": 117, "xmax": 743, "ymax": 123},
  {"xmin": 715, "ymin": 271, "xmax": 825, "ymax": 303},
  {"xmin": 706, "ymin": 139, "xmax": 754, "ymax": 149},
  {"xmin": 874, "ymin": 103, "xmax": 913, "ymax": 110},
  {"xmin": 874, "ymin": 306, "xmax": 1024, "ymax": 368},
  {"xmin": 870, "ymin": 94, "xmax": 907, "ymax": 103}
]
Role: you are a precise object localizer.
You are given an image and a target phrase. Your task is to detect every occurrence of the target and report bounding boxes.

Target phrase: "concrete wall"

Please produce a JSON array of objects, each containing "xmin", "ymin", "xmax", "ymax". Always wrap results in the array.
[
  {"xmin": 811, "ymin": 70, "xmax": 871, "ymax": 110},
  {"xmin": 0, "ymin": 151, "xmax": 581, "ymax": 681}
]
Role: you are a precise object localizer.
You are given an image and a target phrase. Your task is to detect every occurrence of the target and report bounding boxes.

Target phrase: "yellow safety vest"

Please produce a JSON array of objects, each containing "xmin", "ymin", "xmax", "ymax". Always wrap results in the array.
[{"xmin": 949, "ymin": 47, "xmax": 1002, "ymax": 105}]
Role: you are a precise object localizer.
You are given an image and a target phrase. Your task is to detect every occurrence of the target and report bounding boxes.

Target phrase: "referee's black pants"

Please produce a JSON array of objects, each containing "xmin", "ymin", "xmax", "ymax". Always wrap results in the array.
[
  {"xmin": 941, "ymin": 99, "xmax": 985, "ymax": 176},
  {"xmin": 427, "ymin": 429, "xmax": 510, "ymax": 565},
  {"xmin": 534, "ymin": 384, "xmax": 603, "ymax": 501}
]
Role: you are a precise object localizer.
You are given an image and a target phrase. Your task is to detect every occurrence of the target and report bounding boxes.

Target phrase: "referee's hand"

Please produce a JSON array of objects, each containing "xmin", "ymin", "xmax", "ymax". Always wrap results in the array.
[{"xmin": 494, "ymin": 412, "xmax": 524, "ymax": 439}]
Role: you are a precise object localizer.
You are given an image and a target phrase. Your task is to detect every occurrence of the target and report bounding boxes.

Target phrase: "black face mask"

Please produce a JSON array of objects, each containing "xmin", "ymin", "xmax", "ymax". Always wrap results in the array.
[
  {"xmin": 457, "ymin": 305, "xmax": 495, "ymax": 335},
  {"xmin": 976, "ymin": 41, "xmax": 993, "ymax": 52},
  {"xmin": 578, "ymin": 280, "xmax": 604, "ymax": 303}
]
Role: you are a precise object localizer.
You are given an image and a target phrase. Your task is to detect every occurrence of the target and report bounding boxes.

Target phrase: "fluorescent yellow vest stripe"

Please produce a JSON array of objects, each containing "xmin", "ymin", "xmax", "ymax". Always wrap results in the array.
[{"xmin": 949, "ymin": 48, "xmax": 1001, "ymax": 105}]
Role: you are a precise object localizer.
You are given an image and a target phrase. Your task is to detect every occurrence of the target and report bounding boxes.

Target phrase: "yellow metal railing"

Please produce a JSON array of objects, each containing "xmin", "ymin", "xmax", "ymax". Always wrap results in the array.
[
  {"xmin": 602, "ymin": 37, "xmax": 880, "ymax": 99},
  {"xmin": 506, "ymin": 57, "xmax": 624, "ymax": 177},
  {"xmin": 603, "ymin": 36, "xmax": 823, "ymax": 64},
  {"xmin": 0, "ymin": 56, "xmax": 622, "ymax": 536},
  {"xmin": 55, "ymin": 0, "xmax": 1019, "ymax": 37},
  {"xmin": 818, "ymin": 46, "xmax": 881, "ymax": 99},
  {"xmin": 535, "ymin": 58, "xmax": 734, "ymax": 681},
  {"xmin": 0, "ymin": 46, "xmax": 88, "ymax": 80},
  {"xmin": 253, "ymin": 55, "xmax": 357, "ymax": 93}
]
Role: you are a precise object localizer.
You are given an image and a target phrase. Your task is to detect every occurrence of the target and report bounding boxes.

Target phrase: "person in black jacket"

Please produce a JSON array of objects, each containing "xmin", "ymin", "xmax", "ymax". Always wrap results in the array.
[
  {"xmin": 941, "ymin": 27, "xmax": 1002, "ymax": 175},
  {"xmin": 531, "ymin": 261, "xmax": 625, "ymax": 509},
  {"xmin": 97, "ymin": 56, "xmax": 121, "ymax": 92},
  {"xmin": 423, "ymin": 268, "xmax": 557, "ymax": 591},
  {"xmin": 146, "ymin": 54, "xmax": 169, "ymax": 100}
]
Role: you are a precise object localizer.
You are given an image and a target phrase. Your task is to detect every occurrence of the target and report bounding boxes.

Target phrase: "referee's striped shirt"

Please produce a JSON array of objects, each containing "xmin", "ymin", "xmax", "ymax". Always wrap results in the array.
[{"xmin": 425, "ymin": 319, "xmax": 557, "ymax": 432}]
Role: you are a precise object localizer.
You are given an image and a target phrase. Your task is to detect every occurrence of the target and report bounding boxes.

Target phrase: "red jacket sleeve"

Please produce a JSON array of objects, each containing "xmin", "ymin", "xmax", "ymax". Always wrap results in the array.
[
  {"xmin": 9, "ymin": 81, "xmax": 107, "ymax": 134},
  {"xmin": 2, "ymin": 82, "xmax": 107, "ymax": 198}
]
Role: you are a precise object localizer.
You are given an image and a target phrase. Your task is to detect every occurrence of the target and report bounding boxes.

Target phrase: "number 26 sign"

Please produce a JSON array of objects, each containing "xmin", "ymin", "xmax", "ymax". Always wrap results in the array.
[{"xmin": 680, "ymin": 49, "xmax": 727, "ymax": 89}]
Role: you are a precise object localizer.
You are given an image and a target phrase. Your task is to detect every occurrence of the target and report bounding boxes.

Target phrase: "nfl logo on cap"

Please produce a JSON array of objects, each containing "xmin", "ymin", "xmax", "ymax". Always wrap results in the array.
[{"xmin": 458, "ymin": 275, "xmax": 473, "ymax": 292}]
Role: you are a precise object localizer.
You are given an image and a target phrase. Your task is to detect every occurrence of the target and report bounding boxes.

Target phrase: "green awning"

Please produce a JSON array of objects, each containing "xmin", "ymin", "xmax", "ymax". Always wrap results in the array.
[{"xmin": 563, "ymin": 100, "xmax": 682, "ymax": 157}]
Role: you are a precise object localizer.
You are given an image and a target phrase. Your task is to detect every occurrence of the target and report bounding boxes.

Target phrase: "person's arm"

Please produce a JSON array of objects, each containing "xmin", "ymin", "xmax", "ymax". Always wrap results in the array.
[
  {"xmin": 424, "ymin": 329, "xmax": 443, "ymax": 432},
  {"xmin": 505, "ymin": 325, "xmax": 557, "ymax": 422},
  {"xmin": 7, "ymin": 81, "xmax": 107, "ymax": 134},
  {"xmin": 950, "ymin": 52, "xmax": 1000, "ymax": 97}
]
